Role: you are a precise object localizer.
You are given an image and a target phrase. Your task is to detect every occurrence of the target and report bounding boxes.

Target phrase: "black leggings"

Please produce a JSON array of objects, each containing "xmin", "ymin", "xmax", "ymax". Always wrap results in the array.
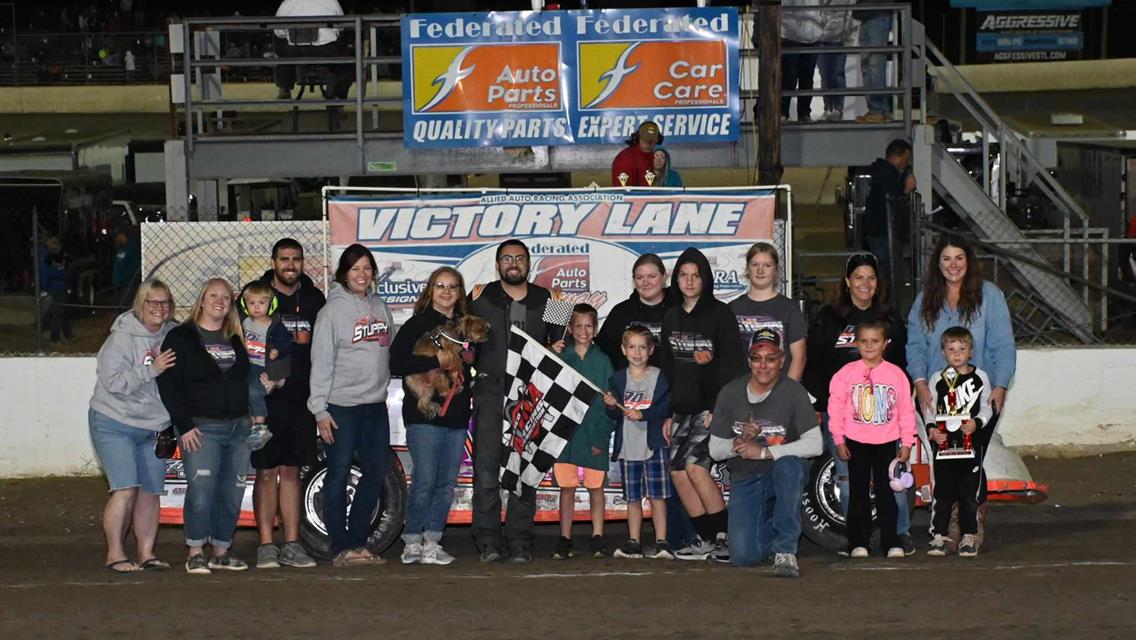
[{"xmin": 846, "ymin": 438, "xmax": 900, "ymax": 551}]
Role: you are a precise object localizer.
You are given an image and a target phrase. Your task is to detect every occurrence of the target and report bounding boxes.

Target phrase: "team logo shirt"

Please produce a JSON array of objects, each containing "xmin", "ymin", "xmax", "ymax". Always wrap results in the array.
[
  {"xmin": 352, "ymin": 315, "xmax": 391, "ymax": 345},
  {"xmin": 668, "ymin": 331, "xmax": 714, "ymax": 362}
]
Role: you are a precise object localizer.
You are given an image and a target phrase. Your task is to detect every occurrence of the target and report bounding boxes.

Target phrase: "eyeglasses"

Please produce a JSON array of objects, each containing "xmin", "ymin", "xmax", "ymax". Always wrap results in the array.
[
  {"xmin": 498, "ymin": 255, "xmax": 527, "ymax": 265},
  {"xmin": 748, "ymin": 354, "xmax": 783, "ymax": 365},
  {"xmin": 144, "ymin": 299, "xmax": 171, "ymax": 308},
  {"xmin": 433, "ymin": 282, "xmax": 461, "ymax": 291}
]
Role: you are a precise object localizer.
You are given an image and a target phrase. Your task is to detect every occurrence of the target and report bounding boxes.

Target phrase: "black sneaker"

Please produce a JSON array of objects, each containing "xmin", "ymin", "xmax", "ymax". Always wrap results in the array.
[
  {"xmin": 612, "ymin": 539, "xmax": 642, "ymax": 559},
  {"xmin": 478, "ymin": 543, "xmax": 504, "ymax": 563},
  {"xmin": 552, "ymin": 536, "xmax": 573, "ymax": 560},
  {"xmin": 589, "ymin": 535, "xmax": 609, "ymax": 558},
  {"xmin": 508, "ymin": 545, "xmax": 533, "ymax": 564},
  {"xmin": 646, "ymin": 540, "xmax": 675, "ymax": 560},
  {"xmin": 899, "ymin": 533, "xmax": 916, "ymax": 557}
]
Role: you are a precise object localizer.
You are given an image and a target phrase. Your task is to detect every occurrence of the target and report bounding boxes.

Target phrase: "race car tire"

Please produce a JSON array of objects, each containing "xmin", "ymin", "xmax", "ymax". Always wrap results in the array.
[
  {"xmin": 800, "ymin": 453, "xmax": 915, "ymax": 552},
  {"xmin": 299, "ymin": 448, "xmax": 407, "ymax": 560}
]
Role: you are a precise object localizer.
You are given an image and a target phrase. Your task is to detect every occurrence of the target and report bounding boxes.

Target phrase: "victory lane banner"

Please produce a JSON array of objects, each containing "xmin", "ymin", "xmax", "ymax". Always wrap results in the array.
[
  {"xmin": 325, "ymin": 187, "xmax": 778, "ymax": 328},
  {"xmin": 401, "ymin": 8, "xmax": 739, "ymax": 148}
]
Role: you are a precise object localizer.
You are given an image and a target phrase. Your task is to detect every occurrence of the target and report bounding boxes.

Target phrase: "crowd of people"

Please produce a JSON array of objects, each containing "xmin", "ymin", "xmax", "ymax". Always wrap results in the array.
[{"xmin": 86, "ymin": 218, "xmax": 1016, "ymax": 577}]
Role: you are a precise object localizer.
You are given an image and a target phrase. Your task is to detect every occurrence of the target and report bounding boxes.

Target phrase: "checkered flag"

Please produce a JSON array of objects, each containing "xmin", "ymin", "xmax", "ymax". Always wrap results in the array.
[
  {"xmin": 541, "ymin": 297, "xmax": 575, "ymax": 327},
  {"xmin": 499, "ymin": 326, "xmax": 599, "ymax": 497}
]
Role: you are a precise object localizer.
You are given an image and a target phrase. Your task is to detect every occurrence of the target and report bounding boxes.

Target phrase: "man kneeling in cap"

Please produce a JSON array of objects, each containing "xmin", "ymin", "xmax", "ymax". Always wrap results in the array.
[
  {"xmin": 611, "ymin": 121, "xmax": 663, "ymax": 187},
  {"xmin": 708, "ymin": 328, "xmax": 822, "ymax": 577}
]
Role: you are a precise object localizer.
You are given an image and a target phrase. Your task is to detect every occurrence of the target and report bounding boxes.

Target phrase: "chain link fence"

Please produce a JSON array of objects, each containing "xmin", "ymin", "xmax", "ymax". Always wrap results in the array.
[{"xmin": 141, "ymin": 220, "xmax": 328, "ymax": 323}]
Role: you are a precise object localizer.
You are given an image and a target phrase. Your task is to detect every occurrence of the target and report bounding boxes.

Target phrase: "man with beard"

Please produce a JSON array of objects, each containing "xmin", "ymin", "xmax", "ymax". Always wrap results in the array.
[
  {"xmin": 467, "ymin": 239, "xmax": 554, "ymax": 563},
  {"xmin": 250, "ymin": 238, "xmax": 326, "ymax": 569}
]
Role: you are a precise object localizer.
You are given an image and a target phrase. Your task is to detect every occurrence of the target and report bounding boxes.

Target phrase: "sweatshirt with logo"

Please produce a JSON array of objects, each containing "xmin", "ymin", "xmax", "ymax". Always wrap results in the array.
[
  {"xmin": 89, "ymin": 311, "xmax": 177, "ymax": 431},
  {"xmin": 307, "ymin": 282, "xmax": 394, "ymax": 422},
  {"xmin": 827, "ymin": 359, "xmax": 916, "ymax": 448},
  {"xmin": 595, "ymin": 287, "xmax": 677, "ymax": 370},
  {"xmin": 659, "ymin": 248, "xmax": 745, "ymax": 415}
]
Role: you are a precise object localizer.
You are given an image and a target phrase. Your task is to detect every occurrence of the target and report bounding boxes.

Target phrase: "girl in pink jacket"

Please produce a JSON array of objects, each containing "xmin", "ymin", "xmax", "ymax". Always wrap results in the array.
[{"xmin": 828, "ymin": 319, "xmax": 916, "ymax": 559}]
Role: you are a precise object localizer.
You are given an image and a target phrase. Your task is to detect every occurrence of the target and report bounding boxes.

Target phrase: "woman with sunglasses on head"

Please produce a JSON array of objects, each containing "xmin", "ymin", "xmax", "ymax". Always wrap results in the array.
[
  {"xmin": 389, "ymin": 267, "xmax": 476, "ymax": 566},
  {"xmin": 802, "ymin": 252, "xmax": 915, "ymax": 553}
]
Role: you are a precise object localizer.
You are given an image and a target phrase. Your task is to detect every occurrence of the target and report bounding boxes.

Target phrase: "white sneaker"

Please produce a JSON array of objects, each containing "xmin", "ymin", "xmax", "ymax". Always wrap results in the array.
[
  {"xmin": 401, "ymin": 542, "xmax": 422, "ymax": 565},
  {"xmin": 675, "ymin": 536, "xmax": 714, "ymax": 561},
  {"xmin": 421, "ymin": 541, "xmax": 455, "ymax": 566},
  {"xmin": 850, "ymin": 546, "xmax": 869, "ymax": 558},
  {"xmin": 886, "ymin": 546, "xmax": 906, "ymax": 559},
  {"xmin": 927, "ymin": 534, "xmax": 950, "ymax": 557}
]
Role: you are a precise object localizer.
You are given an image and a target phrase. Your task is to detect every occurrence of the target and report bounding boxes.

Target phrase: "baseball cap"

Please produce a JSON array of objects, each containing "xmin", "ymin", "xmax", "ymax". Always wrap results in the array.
[
  {"xmin": 748, "ymin": 327, "xmax": 783, "ymax": 355},
  {"xmin": 637, "ymin": 121, "xmax": 661, "ymax": 143}
]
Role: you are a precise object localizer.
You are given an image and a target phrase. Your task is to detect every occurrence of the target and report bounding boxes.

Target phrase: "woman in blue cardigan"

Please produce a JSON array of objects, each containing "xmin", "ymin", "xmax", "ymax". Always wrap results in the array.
[
  {"xmin": 907, "ymin": 235, "xmax": 1017, "ymax": 415},
  {"xmin": 906, "ymin": 234, "xmax": 1016, "ymax": 549}
]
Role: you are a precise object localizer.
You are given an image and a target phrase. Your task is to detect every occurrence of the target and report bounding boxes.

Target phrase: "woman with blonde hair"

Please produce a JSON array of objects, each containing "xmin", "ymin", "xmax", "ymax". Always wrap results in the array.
[
  {"xmin": 157, "ymin": 277, "xmax": 253, "ymax": 574},
  {"xmin": 389, "ymin": 266, "xmax": 474, "ymax": 565},
  {"xmin": 89, "ymin": 279, "xmax": 178, "ymax": 572}
]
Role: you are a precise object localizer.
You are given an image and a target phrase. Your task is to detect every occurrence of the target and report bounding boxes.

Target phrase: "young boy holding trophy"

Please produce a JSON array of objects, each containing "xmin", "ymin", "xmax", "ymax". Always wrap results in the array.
[{"xmin": 922, "ymin": 327, "xmax": 993, "ymax": 558}]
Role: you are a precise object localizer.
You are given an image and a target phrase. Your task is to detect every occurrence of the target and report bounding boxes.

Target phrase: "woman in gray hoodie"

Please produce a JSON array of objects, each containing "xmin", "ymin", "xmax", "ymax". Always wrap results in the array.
[
  {"xmin": 88, "ymin": 279, "xmax": 178, "ymax": 572},
  {"xmin": 308, "ymin": 243, "xmax": 395, "ymax": 567}
]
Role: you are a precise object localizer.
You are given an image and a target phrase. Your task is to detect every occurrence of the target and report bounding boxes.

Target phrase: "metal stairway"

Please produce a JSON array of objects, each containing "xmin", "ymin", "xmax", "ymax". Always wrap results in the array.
[
  {"xmin": 922, "ymin": 40, "xmax": 1096, "ymax": 343},
  {"xmin": 930, "ymin": 142, "xmax": 1094, "ymax": 342}
]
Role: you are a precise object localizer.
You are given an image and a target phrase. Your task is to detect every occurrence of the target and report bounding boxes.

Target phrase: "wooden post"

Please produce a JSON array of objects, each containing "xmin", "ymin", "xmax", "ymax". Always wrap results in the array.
[{"xmin": 756, "ymin": 0, "xmax": 782, "ymax": 185}]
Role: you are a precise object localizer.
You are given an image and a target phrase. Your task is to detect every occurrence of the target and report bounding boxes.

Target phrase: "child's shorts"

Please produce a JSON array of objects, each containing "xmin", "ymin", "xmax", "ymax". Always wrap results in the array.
[
  {"xmin": 620, "ymin": 447, "xmax": 671, "ymax": 503},
  {"xmin": 668, "ymin": 411, "xmax": 713, "ymax": 471},
  {"xmin": 553, "ymin": 463, "xmax": 606, "ymax": 490}
]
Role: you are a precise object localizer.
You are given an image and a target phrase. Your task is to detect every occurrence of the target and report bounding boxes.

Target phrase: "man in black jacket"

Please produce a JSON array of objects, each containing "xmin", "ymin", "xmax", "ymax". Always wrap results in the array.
[
  {"xmin": 466, "ymin": 239, "xmax": 553, "ymax": 563},
  {"xmin": 250, "ymin": 238, "xmax": 326, "ymax": 569},
  {"xmin": 864, "ymin": 138, "xmax": 916, "ymax": 280}
]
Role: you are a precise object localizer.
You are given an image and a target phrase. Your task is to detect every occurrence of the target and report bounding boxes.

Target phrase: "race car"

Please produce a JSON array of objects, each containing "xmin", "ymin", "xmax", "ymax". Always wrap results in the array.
[{"xmin": 159, "ymin": 382, "xmax": 1048, "ymax": 557}]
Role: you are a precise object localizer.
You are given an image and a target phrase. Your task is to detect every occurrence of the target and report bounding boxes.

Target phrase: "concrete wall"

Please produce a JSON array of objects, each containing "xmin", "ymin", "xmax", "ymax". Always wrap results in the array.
[{"xmin": 1, "ymin": 348, "xmax": 1133, "ymax": 477}]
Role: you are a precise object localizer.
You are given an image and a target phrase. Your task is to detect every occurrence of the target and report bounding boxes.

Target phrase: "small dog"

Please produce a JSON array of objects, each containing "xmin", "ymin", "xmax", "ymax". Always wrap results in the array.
[{"xmin": 404, "ymin": 315, "xmax": 490, "ymax": 419}]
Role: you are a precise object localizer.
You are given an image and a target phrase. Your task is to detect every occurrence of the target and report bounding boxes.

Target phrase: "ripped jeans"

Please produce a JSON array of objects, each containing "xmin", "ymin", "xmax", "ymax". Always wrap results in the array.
[{"xmin": 182, "ymin": 418, "xmax": 252, "ymax": 550}]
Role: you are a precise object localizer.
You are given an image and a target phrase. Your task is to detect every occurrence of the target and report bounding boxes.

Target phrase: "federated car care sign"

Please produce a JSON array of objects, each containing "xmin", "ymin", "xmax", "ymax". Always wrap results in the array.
[
  {"xmin": 401, "ymin": 8, "xmax": 739, "ymax": 148},
  {"xmin": 326, "ymin": 188, "xmax": 776, "ymax": 326}
]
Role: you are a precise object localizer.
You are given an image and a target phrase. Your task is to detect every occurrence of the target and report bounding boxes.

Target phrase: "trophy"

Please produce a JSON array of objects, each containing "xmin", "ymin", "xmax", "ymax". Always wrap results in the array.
[
  {"xmin": 933, "ymin": 367, "xmax": 974, "ymax": 459},
  {"xmin": 617, "ymin": 172, "xmax": 629, "ymax": 187},
  {"xmin": 644, "ymin": 170, "xmax": 656, "ymax": 186}
]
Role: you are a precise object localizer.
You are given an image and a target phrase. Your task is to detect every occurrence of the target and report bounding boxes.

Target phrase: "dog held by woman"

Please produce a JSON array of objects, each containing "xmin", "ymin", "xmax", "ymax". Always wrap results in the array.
[{"xmin": 404, "ymin": 315, "xmax": 489, "ymax": 419}]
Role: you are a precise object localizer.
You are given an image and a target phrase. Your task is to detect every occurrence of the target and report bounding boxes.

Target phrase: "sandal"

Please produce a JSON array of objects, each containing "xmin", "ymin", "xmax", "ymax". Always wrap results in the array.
[
  {"xmin": 333, "ymin": 549, "xmax": 385, "ymax": 567},
  {"xmin": 139, "ymin": 558, "xmax": 170, "ymax": 571},
  {"xmin": 106, "ymin": 559, "xmax": 141, "ymax": 573}
]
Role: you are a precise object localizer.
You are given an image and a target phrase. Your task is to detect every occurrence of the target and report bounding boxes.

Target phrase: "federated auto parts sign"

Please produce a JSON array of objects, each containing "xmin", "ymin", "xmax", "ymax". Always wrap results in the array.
[{"xmin": 400, "ymin": 8, "xmax": 740, "ymax": 148}]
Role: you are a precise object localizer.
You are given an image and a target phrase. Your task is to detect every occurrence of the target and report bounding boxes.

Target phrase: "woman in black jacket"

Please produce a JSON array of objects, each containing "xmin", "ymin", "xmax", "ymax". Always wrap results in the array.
[
  {"xmin": 595, "ymin": 253, "xmax": 675, "ymax": 370},
  {"xmin": 801, "ymin": 252, "xmax": 911, "ymax": 549},
  {"xmin": 389, "ymin": 267, "xmax": 473, "ymax": 566},
  {"xmin": 157, "ymin": 277, "xmax": 252, "ymax": 575}
]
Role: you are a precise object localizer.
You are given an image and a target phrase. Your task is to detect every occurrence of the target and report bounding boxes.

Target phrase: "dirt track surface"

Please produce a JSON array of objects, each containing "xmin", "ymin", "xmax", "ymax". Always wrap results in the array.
[{"xmin": 2, "ymin": 454, "xmax": 1134, "ymax": 639}]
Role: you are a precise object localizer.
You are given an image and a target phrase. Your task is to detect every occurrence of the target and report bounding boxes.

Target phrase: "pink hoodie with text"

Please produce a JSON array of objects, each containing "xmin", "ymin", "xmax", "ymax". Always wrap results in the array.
[{"xmin": 827, "ymin": 359, "xmax": 916, "ymax": 447}]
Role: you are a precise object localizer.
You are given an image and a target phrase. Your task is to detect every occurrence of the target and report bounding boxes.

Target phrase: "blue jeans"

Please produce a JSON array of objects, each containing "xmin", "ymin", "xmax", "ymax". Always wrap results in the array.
[
  {"xmin": 727, "ymin": 456, "xmax": 808, "ymax": 567},
  {"xmin": 324, "ymin": 403, "xmax": 390, "ymax": 555},
  {"xmin": 403, "ymin": 423, "xmax": 466, "ymax": 542},
  {"xmin": 248, "ymin": 364, "xmax": 268, "ymax": 419},
  {"xmin": 818, "ymin": 51, "xmax": 847, "ymax": 113},
  {"xmin": 182, "ymin": 418, "xmax": 252, "ymax": 550},
  {"xmin": 860, "ymin": 13, "xmax": 892, "ymax": 115}
]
